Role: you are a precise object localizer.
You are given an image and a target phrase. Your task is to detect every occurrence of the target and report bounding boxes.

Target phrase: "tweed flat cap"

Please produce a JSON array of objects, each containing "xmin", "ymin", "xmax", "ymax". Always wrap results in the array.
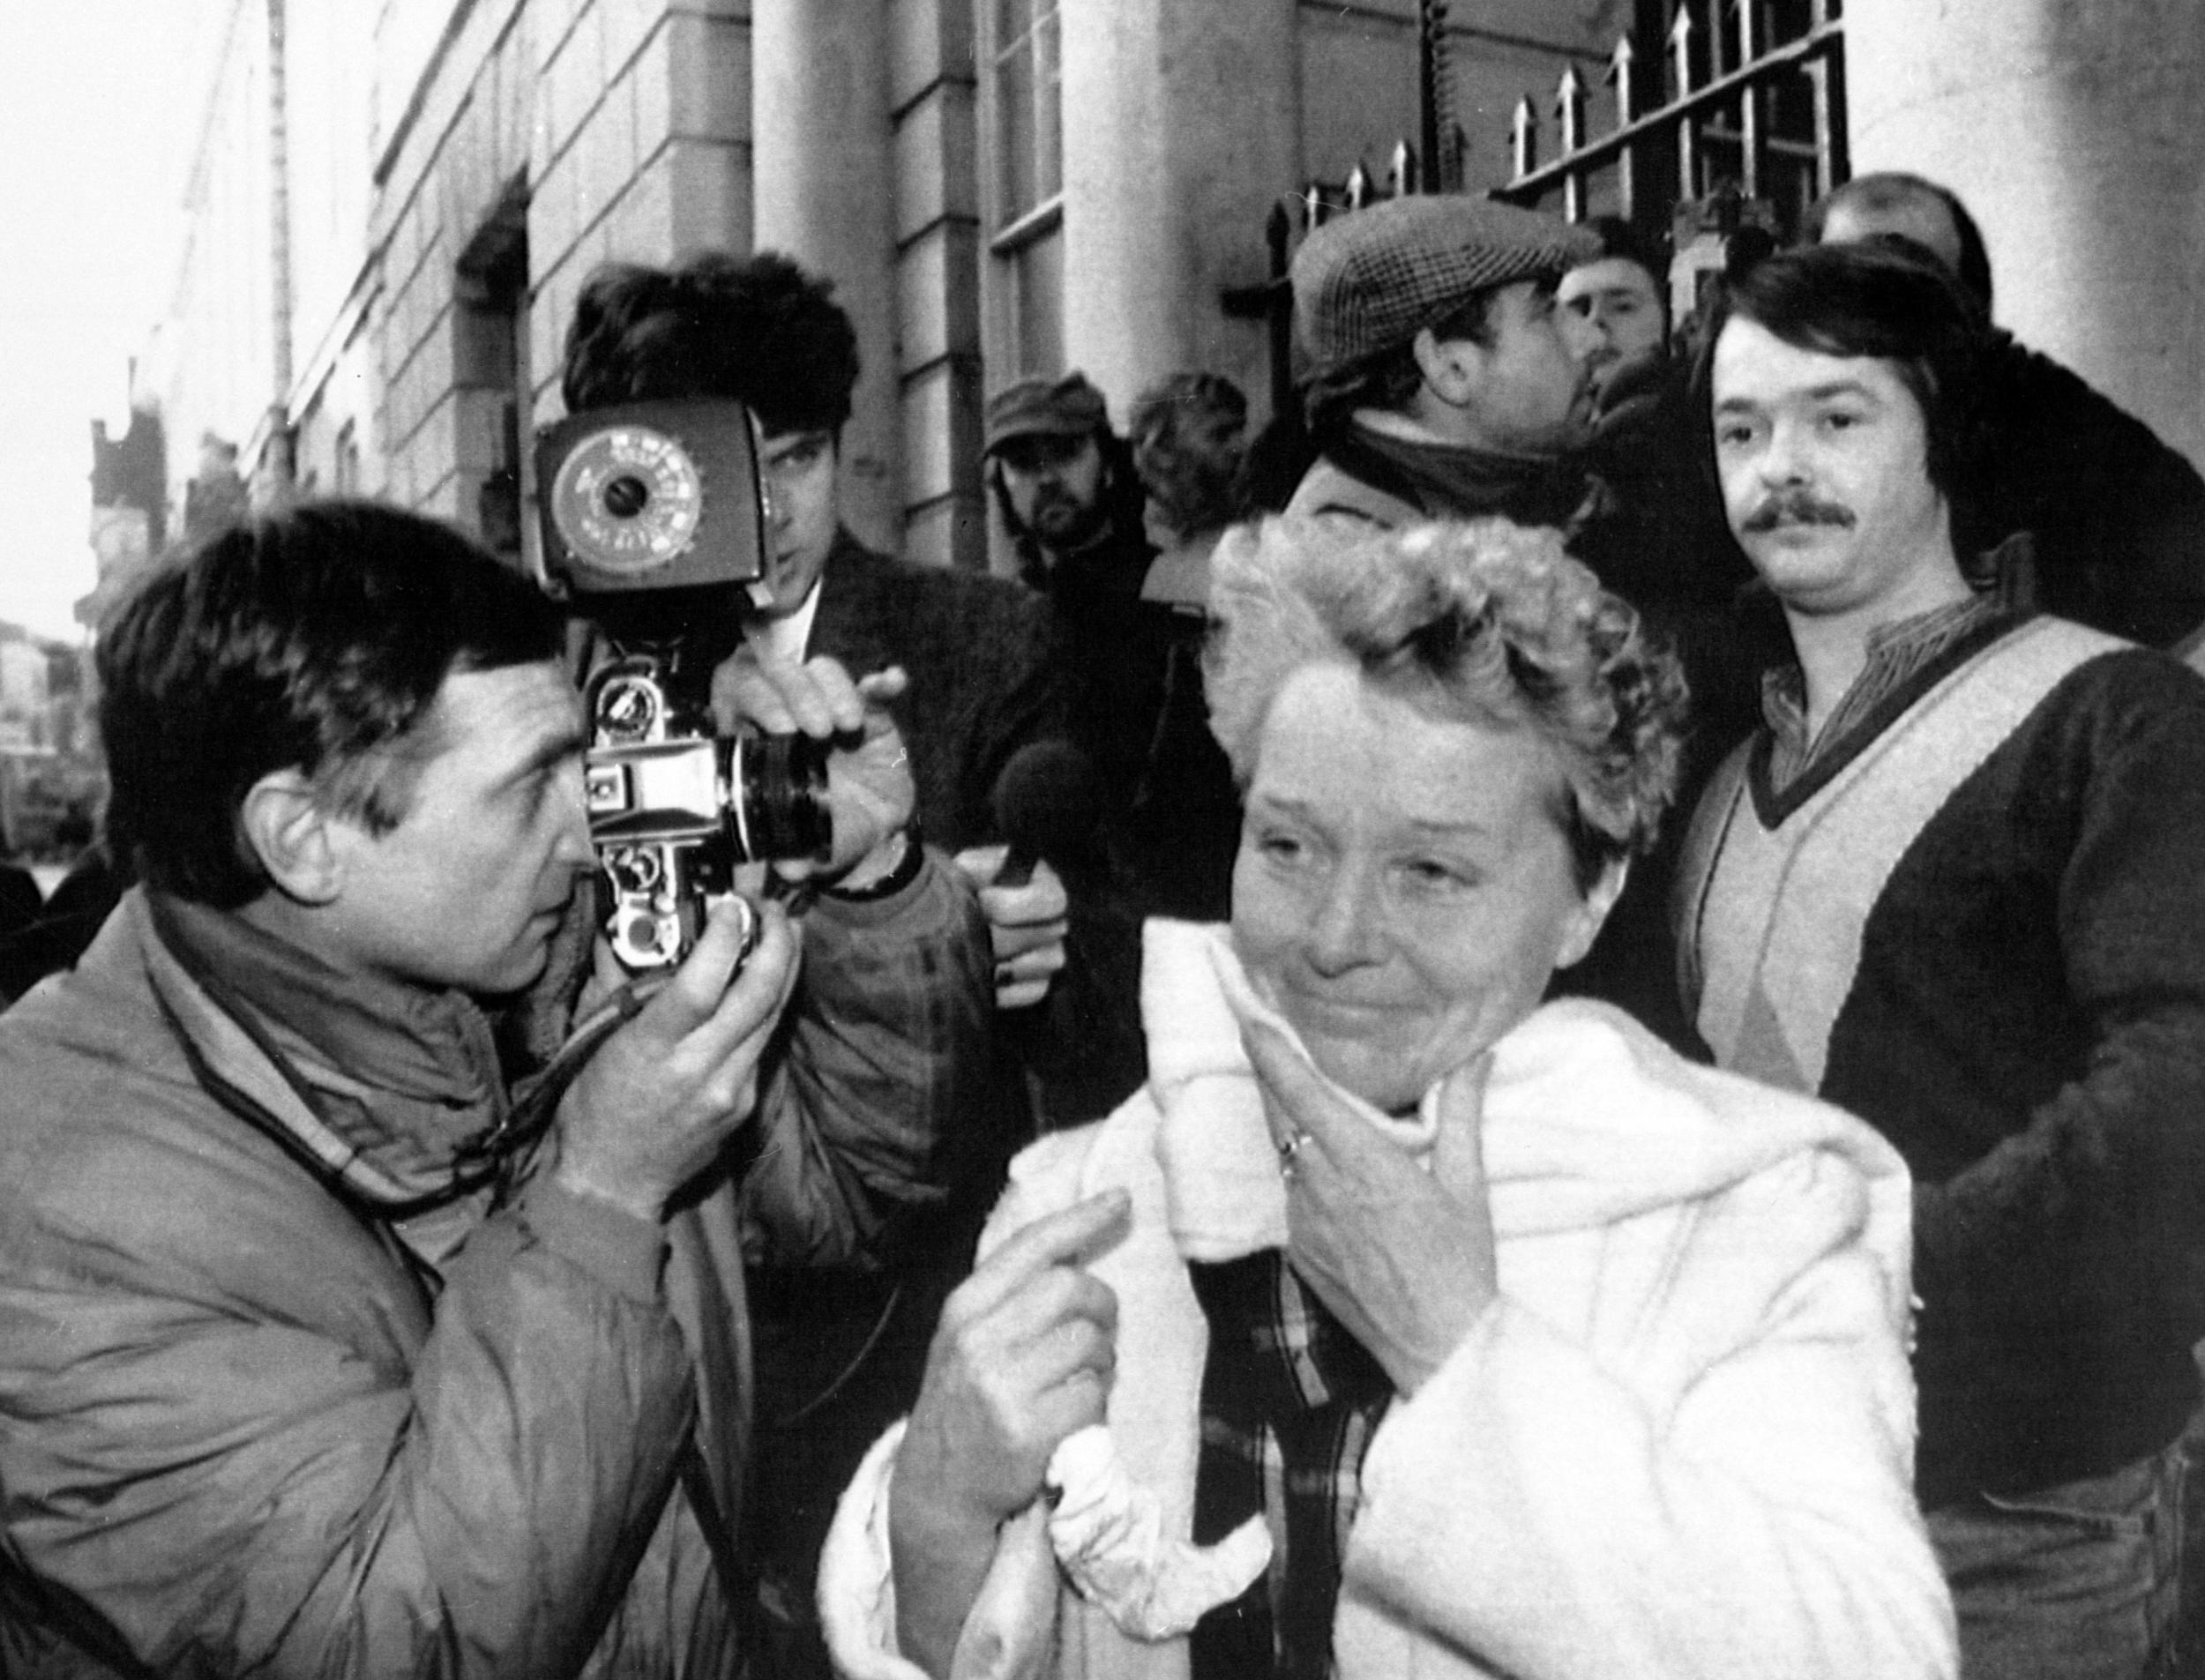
[
  {"xmin": 984, "ymin": 372, "xmax": 1110, "ymax": 454},
  {"xmin": 1292, "ymin": 196, "xmax": 1598, "ymax": 380}
]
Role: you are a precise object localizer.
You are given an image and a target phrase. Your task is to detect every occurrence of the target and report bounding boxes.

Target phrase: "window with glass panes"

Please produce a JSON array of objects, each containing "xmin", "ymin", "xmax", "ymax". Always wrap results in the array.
[{"xmin": 990, "ymin": 0, "xmax": 1065, "ymax": 376}]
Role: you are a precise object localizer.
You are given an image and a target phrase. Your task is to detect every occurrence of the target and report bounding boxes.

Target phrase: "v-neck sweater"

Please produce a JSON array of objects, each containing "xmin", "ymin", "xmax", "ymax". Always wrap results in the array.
[{"xmin": 1678, "ymin": 615, "xmax": 2205, "ymax": 1504}]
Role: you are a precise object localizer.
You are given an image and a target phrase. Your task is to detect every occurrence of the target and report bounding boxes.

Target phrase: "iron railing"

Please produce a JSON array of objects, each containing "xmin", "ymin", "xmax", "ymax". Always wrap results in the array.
[
  {"xmin": 1226, "ymin": 1, "xmax": 1849, "ymax": 421},
  {"xmin": 1496, "ymin": 0, "xmax": 1845, "ymax": 236}
]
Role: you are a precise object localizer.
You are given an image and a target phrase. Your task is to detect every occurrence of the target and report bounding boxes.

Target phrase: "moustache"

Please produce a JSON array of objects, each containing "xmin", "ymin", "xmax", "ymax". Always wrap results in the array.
[
  {"xmin": 1029, "ymin": 490, "xmax": 1091, "ymax": 525},
  {"xmin": 1742, "ymin": 491, "xmax": 1855, "ymax": 534}
]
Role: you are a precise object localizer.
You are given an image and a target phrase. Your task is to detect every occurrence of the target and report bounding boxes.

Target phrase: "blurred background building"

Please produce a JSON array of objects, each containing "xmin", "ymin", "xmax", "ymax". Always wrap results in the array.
[{"xmin": 112, "ymin": 0, "xmax": 2205, "ymax": 588}]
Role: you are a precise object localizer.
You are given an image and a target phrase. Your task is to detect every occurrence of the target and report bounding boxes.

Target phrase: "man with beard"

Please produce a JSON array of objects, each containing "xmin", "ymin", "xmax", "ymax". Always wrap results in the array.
[
  {"xmin": 985, "ymin": 372, "xmax": 1154, "ymax": 593},
  {"xmin": 983, "ymin": 375, "xmax": 1241, "ymax": 934},
  {"xmin": 1677, "ymin": 237, "xmax": 2205, "ymax": 1680},
  {"xmin": 978, "ymin": 373, "xmax": 1243, "ymax": 1131},
  {"xmin": 1556, "ymin": 218, "xmax": 1765, "ymax": 751}
]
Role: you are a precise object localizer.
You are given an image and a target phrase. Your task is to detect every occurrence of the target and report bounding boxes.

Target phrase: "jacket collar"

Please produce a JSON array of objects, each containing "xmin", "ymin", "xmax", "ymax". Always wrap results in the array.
[{"xmin": 139, "ymin": 890, "xmax": 511, "ymax": 1211}]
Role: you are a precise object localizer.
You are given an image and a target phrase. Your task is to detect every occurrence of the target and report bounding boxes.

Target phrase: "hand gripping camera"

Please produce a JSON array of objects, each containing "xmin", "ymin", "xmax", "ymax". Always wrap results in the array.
[
  {"xmin": 579, "ymin": 657, "xmax": 829, "ymax": 968},
  {"xmin": 536, "ymin": 399, "xmax": 832, "ymax": 969}
]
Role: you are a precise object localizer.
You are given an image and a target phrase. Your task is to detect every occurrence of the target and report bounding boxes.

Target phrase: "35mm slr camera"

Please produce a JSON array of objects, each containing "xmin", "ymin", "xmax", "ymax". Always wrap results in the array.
[
  {"xmin": 536, "ymin": 399, "xmax": 832, "ymax": 970},
  {"xmin": 581, "ymin": 658, "xmax": 828, "ymax": 969}
]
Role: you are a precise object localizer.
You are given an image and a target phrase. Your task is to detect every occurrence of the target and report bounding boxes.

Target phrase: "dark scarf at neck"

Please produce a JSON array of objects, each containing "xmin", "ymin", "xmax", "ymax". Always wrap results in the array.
[
  {"xmin": 1334, "ymin": 422, "xmax": 1609, "ymax": 536},
  {"xmin": 1188, "ymin": 1251, "xmax": 1394, "ymax": 1680},
  {"xmin": 149, "ymin": 892, "xmax": 512, "ymax": 1213}
]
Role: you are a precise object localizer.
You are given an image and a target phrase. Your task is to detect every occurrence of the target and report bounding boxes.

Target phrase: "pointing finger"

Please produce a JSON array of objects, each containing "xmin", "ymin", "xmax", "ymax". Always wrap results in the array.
[
  {"xmin": 712, "ymin": 653, "xmax": 798, "ymax": 735},
  {"xmin": 855, "ymin": 665, "xmax": 909, "ymax": 706},
  {"xmin": 960, "ymin": 1191, "xmax": 1132, "ymax": 1318},
  {"xmin": 796, "ymin": 655, "xmax": 867, "ymax": 735}
]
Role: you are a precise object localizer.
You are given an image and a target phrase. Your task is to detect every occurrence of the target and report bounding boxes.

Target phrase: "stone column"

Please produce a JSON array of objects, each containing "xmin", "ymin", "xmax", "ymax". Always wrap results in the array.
[
  {"xmin": 887, "ymin": 0, "xmax": 987, "ymax": 573},
  {"xmin": 1847, "ymin": 0, "xmax": 2205, "ymax": 470},
  {"xmin": 1057, "ymin": 0, "xmax": 1303, "ymax": 427},
  {"xmin": 751, "ymin": 0, "xmax": 903, "ymax": 554}
]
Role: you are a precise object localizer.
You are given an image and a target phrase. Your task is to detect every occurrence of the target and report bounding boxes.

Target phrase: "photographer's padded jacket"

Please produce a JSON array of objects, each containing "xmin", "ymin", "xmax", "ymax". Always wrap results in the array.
[{"xmin": 0, "ymin": 861, "xmax": 998, "ymax": 1677}]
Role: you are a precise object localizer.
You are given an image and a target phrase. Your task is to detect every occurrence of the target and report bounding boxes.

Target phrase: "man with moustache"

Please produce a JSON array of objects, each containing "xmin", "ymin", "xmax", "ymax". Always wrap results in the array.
[{"xmin": 1677, "ymin": 237, "xmax": 2205, "ymax": 1679}]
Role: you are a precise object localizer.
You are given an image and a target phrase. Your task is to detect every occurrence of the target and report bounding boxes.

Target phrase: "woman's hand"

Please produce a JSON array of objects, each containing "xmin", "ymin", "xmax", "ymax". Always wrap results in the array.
[
  {"xmin": 890, "ymin": 1191, "xmax": 1130, "ymax": 1676},
  {"xmin": 1240, "ymin": 1019, "xmax": 1499, "ymax": 1395},
  {"xmin": 899, "ymin": 1191, "xmax": 1127, "ymax": 1524}
]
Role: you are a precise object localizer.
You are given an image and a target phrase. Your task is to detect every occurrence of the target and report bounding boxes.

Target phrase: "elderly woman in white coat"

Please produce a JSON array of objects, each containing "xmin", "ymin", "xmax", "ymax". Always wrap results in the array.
[{"xmin": 818, "ymin": 517, "xmax": 1956, "ymax": 1680}]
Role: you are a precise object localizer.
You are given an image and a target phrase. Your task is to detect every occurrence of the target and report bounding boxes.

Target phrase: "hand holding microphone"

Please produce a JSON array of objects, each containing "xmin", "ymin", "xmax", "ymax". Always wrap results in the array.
[{"xmin": 953, "ymin": 742, "xmax": 1102, "ymax": 1011}]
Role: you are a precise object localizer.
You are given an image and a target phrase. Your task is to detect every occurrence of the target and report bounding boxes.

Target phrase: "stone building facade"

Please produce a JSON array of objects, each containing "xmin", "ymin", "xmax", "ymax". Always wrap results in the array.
[
  {"xmin": 138, "ymin": 0, "xmax": 2205, "ymax": 581},
  {"xmin": 137, "ymin": 0, "xmax": 1637, "ymax": 575}
]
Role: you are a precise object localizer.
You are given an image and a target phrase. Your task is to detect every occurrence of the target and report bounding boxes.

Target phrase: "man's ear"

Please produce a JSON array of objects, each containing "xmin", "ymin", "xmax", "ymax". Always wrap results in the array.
[
  {"xmin": 1411, "ymin": 326, "xmax": 1484, "ymax": 409},
  {"xmin": 237, "ymin": 769, "xmax": 342, "ymax": 905},
  {"xmin": 1554, "ymin": 855, "xmax": 1629, "ymax": 972}
]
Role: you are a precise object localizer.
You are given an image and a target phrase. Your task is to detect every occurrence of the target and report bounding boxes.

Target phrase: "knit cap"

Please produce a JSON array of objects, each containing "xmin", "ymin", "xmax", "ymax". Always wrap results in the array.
[{"xmin": 1292, "ymin": 195, "xmax": 1597, "ymax": 381}]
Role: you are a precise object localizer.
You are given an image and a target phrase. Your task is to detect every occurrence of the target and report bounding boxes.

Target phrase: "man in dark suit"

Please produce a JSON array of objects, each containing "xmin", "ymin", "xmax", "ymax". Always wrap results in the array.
[{"xmin": 560, "ymin": 252, "xmax": 1064, "ymax": 1680}]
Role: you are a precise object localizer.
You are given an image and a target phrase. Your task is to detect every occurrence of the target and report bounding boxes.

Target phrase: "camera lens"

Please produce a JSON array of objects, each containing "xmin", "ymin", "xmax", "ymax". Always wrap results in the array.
[
  {"xmin": 728, "ymin": 732, "xmax": 832, "ymax": 862},
  {"xmin": 601, "ymin": 474, "xmax": 651, "ymax": 519}
]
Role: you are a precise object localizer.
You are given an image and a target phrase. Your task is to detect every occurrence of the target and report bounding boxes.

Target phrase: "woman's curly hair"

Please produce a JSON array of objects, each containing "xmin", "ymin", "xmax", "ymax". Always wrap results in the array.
[{"xmin": 1204, "ymin": 517, "xmax": 1689, "ymax": 885}]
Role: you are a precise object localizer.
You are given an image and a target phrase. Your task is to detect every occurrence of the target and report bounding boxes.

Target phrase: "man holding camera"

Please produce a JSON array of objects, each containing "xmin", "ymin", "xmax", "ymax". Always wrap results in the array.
[
  {"xmin": 560, "ymin": 251, "xmax": 1072, "ymax": 1678},
  {"xmin": 0, "ymin": 500, "xmax": 998, "ymax": 1676}
]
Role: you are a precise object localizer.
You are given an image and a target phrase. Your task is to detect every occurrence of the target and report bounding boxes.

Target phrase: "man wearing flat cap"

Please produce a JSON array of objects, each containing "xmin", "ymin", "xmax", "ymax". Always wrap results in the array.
[
  {"xmin": 1286, "ymin": 194, "xmax": 1760, "ymax": 1051},
  {"xmin": 1285, "ymin": 195, "xmax": 1602, "ymax": 528},
  {"xmin": 1284, "ymin": 191, "xmax": 1758, "ymax": 710}
]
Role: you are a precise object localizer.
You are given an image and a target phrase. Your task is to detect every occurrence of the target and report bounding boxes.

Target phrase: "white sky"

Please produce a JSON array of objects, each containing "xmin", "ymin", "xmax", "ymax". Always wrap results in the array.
[{"xmin": 0, "ymin": 4, "xmax": 199, "ymax": 643}]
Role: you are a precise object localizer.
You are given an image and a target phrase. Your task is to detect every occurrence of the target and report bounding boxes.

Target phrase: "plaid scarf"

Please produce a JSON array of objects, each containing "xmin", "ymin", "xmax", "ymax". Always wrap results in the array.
[{"xmin": 1187, "ymin": 1251, "xmax": 1394, "ymax": 1680}]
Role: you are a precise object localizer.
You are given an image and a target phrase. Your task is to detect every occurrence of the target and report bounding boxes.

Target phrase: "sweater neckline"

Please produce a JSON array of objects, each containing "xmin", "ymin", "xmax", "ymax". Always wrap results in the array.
[{"xmin": 1747, "ymin": 609, "xmax": 2027, "ymax": 828}]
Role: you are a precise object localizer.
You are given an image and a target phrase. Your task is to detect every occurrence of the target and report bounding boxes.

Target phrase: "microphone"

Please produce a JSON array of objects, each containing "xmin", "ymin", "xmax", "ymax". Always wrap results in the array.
[{"xmin": 991, "ymin": 741, "xmax": 1103, "ymax": 888}]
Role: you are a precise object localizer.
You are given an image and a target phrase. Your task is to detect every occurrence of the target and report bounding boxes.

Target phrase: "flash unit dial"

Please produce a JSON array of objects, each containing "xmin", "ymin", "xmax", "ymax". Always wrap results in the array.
[{"xmin": 548, "ymin": 424, "xmax": 706, "ymax": 576}]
